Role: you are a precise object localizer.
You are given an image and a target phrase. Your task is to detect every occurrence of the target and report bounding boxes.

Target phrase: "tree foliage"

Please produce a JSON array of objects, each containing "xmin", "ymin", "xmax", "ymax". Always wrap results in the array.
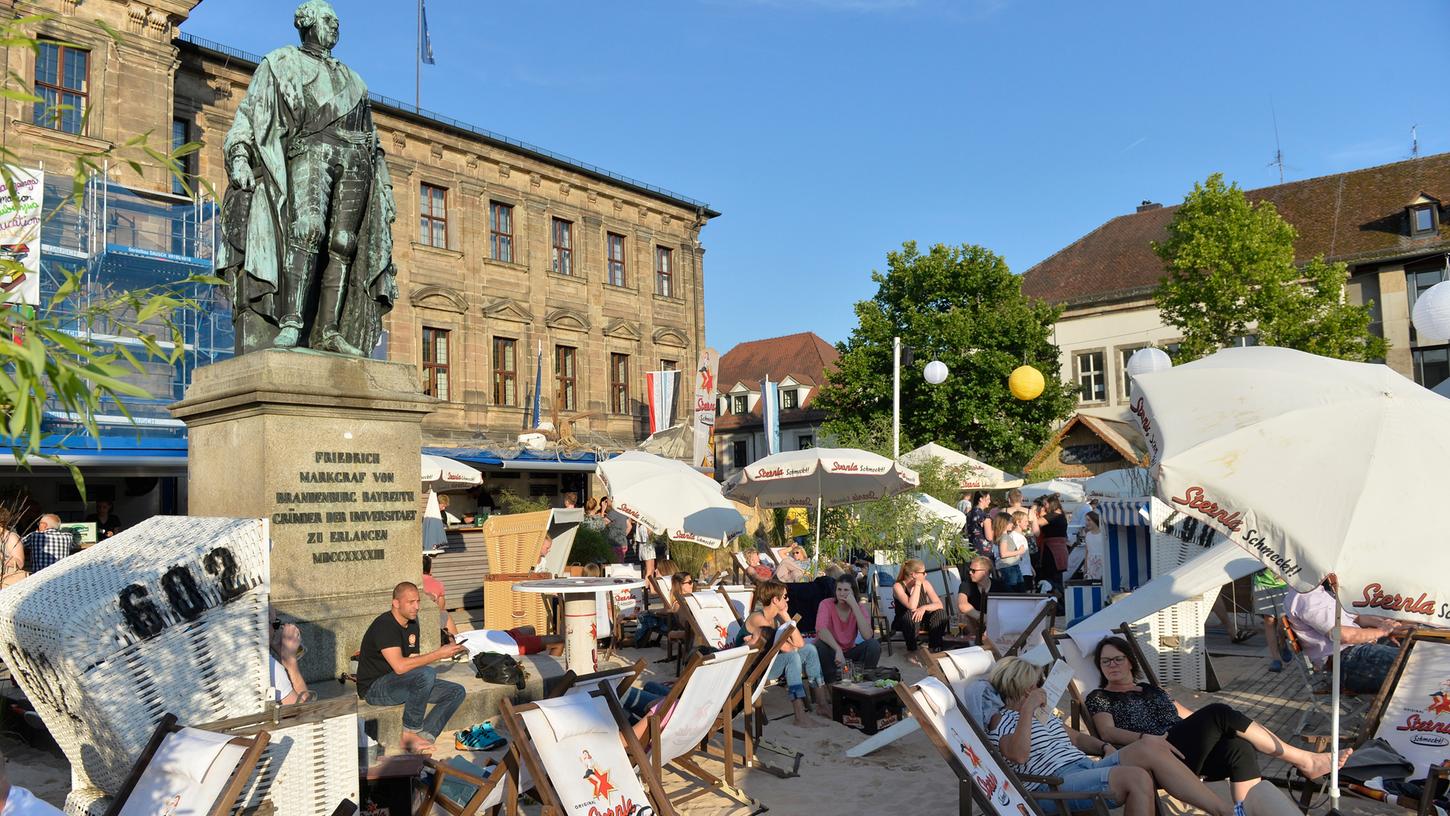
[
  {"xmin": 814, "ymin": 241, "xmax": 1077, "ymax": 470},
  {"xmin": 0, "ymin": 14, "xmax": 215, "ymax": 490},
  {"xmin": 1153, "ymin": 173, "xmax": 1388, "ymax": 363}
]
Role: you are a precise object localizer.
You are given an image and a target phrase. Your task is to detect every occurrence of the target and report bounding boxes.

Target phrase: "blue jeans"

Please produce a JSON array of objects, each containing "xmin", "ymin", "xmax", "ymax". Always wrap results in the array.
[
  {"xmin": 619, "ymin": 681, "xmax": 672, "ymax": 722},
  {"xmin": 998, "ymin": 564, "xmax": 1024, "ymax": 592},
  {"xmin": 769, "ymin": 646, "xmax": 824, "ymax": 700},
  {"xmin": 1341, "ymin": 642, "xmax": 1399, "ymax": 694},
  {"xmin": 364, "ymin": 665, "xmax": 465, "ymax": 743},
  {"xmin": 1048, "ymin": 753, "xmax": 1122, "ymax": 811}
]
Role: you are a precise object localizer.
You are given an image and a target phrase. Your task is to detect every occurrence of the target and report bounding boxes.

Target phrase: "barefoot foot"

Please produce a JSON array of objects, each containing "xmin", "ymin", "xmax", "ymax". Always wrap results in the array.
[
  {"xmin": 1300, "ymin": 748, "xmax": 1351, "ymax": 780},
  {"xmin": 399, "ymin": 732, "xmax": 435, "ymax": 755}
]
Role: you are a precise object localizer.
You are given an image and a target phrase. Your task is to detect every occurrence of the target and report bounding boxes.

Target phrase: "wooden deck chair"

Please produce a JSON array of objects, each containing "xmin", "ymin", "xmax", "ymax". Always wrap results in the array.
[
  {"xmin": 986, "ymin": 593, "xmax": 1057, "ymax": 657},
  {"xmin": 1279, "ymin": 604, "xmax": 1369, "ymax": 733},
  {"xmin": 103, "ymin": 713, "xmax": 269, "ymax": 816},
  {"xmin": 1042, "ymin": 628, "xmax": 1117, "ymax": 733},
  {"xmin": 1296, "ymin": 629, "xmax": 1450, "ymax": 816},
  {"xmin": 767, "ymin": 546, "xmax": 793, "ymax": 568},
  {"xmin": 648, "ymin": 574, "xmax": 689, "ymax": 671},
  {"xmin": 894, "ymin": 676, "xmax": 1113, "ymax": 816},
  {"xmin": 546, "ymin": 659, "xmax": 646, "ymax": 699},
  {"xmin": 418, "ymin": 754, "xmax": 521, "ymax": 816},
  {"xmin": 736, "ymin": 617, "xmax": 806, "ymax": 776},
  {"xmin": 680, "ymin": 590, "xmax": 746, "ymax": 651},
  {"xmin": 718, "ymin": 584, "xmax": 755, "ymax": 625},
  {"xmin": 869, "ymin": 563, "xmax": 900, "ymax": 655},
  {"xmin": 499, "ymin": 685, "xmax": 677, "ymax": 816},
  {"xmin": 630, "ymin": 645, "xmax": 760, "ymax": 811}
]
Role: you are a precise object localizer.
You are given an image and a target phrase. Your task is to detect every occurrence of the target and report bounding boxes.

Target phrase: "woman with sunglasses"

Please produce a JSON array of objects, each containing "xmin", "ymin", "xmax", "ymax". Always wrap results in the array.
[
  {"xmin": 892, "ymin": 559, "xmax": 947, "ymax": 665},
  {"xmin": 742, "ymin": 579, "xmax": 830, "ymax": 727},
  {"xmin": 1086, "ymin": 637, "xmax": 1346, "ymax": 810}
]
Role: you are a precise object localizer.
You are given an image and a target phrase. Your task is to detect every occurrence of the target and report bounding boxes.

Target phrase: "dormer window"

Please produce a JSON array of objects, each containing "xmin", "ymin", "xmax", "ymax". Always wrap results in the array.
[
  {"xmin": 732, "ymin": 394, "xmax": 748, "ymax": 414},
  {"xmin": 781, "ymin": 389, "xmax": 798, "ymax": 410},
  {"xmin": 1408, "ymin": 195, "xmax": 1440, "ymax": 236}
]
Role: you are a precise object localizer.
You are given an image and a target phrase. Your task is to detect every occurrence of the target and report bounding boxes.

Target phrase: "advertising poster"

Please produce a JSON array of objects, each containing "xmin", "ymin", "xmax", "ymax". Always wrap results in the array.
[
  {"xmin": 693, "ymin": 347, "xmax": 719, "ymax": 470},
  {"xmin": 0, "ymin": 166, "xmax": 43, "ymax": 306}
]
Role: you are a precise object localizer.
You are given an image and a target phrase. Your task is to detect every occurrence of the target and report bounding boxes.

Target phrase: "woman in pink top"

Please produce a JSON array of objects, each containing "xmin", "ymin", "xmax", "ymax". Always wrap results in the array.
[{"xmin": 813, "ymin": 574, "xmax": 881, "ymax": 683}]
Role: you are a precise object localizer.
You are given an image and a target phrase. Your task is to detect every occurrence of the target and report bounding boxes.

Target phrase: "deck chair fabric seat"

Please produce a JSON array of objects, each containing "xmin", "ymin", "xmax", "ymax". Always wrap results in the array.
[
  {"xmin": 987, "ymin": 593, "xmax": 1057, "ymax": 656},
  {"xmin": 419, "ymin": 755, "xmax": 526, "ymax": 816},
  {"xmin": 718, "ymin": 585, "xmax": 755, "ymax": 624},
  {"xmin": 680, "ymin": 591, "xmax": 745, "ymax": 651},
  {"xmin": 103, "ymin": 715, "xmax": 269, "ymax": 816},
  {"xmin": 501, "ymin": 689, "xmax": 675, "ymax": 816}
]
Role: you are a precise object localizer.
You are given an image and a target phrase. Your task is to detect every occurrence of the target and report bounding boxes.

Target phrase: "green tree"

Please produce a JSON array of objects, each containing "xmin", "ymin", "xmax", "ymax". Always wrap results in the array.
[
  {"xmin": 1153, "ymin": 173, "xmax": 1387, "ymax": 362},
  {"xmin": 0, "ymin": 14, "xmax": 214, "ymax": 490},
  {"xmin": 814, "ymin": 241, "xmax": 1077, "ymax": 470}
]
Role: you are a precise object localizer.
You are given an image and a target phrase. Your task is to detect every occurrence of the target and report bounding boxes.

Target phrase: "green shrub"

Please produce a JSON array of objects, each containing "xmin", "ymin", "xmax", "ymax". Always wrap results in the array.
[
  {"xmin": 568, "ymin": 525, "xmax": 614, "ymax": 565},
  {"xmin": 495, "ymin": 489, "xmax": 551, "ymax": 514}
]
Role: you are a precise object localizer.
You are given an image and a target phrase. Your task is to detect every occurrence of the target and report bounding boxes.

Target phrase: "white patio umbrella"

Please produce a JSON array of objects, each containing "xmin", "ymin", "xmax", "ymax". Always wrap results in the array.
[
  {"xmin": 899, "ymin": 442, "xmax": 1024, "ymax": 489},
  {"xmin": 1131, "ymin": 345, "xmax": 1450, "ymax": 809},
  {"xmin": 722, "ymin": 447, "xmax": 920, "ymax": 563},
  {"xmin": 1019, "ymin": 478, "xmax": 1086, "ymax": 504},
  {"xmin": 420, "ymin": 453, "xmax": 483, "ymax": 490},
  {"xmin": 597, "ymin": 451, "xmax": 745, "ymax": 548},
  {"xmin": 422, "ymin": 489, "xmax": 447, "ymax": 553}
]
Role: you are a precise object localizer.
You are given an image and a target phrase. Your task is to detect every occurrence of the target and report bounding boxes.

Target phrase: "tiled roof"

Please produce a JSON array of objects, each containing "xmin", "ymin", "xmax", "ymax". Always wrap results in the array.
[
  {"xmin": 1022, "ymin": 152, "xmax": 1450, "ymax": 306},
  {"xmin": 717, "ymin": 332, "xmax": 839, "ymax": 395}
]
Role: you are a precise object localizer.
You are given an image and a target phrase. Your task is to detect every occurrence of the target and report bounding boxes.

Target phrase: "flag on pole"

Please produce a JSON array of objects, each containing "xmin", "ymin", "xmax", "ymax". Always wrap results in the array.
[
  {"xmin": 531, "ymin": 342, "xmax": 543, "ymax": 429},
  {"xmin": 645, "ymin": 370, "xmax": 679, "ymax": 434},
  {"xmin": 419, "ymin": 0, "xmax": 436, "ymax": 65},
  {"xmin": 762, "ymin": 377, "xmax": 781, "ymax": 455},
  {"xmin": 693, "ymin": 348, "xmax": 719, "ymax": 469}
]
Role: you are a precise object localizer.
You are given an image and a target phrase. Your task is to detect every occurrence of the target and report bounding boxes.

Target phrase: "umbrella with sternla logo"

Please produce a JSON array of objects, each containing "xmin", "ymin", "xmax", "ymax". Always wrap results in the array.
[
  {"xmin": 1129, "ymin": 345, "xmax": 1450, "ymax": 810},
  {"xmin": 723, "ymin": 447, "xmax": 920, "ymax": 564},
  {"xmin": 597, "ymin": 450, "xmax": 745, "ymax": 548}
]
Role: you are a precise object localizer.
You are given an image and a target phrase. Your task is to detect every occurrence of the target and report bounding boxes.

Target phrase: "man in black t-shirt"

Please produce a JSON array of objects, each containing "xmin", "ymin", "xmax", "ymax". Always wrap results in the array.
[{"xmin": 357, "ymin": 581, "xmax": 466, "ymax": 754}]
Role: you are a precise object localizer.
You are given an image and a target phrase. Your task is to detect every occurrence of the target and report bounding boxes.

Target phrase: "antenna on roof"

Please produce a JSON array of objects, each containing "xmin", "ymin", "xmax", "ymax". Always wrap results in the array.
[
  {"xmin": 1412, "ymin": 124, "xmax": 1420, "ymax": 159},
  {"xmin": 1268, "ymin": 101, "xmax": 1285, "ymax": 184}
]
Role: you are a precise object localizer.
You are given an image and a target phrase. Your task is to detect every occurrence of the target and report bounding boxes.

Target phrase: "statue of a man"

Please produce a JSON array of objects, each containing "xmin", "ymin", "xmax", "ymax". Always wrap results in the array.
[{"xmin": 218, "ymin": 0, "xmax": 397, "ymax": 356}]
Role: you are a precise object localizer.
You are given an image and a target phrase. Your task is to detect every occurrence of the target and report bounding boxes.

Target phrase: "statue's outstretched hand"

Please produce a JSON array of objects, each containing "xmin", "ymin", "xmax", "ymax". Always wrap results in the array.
[{"xmin": 229, "ymin": 156, "xmax": 256, "ymax": 191}]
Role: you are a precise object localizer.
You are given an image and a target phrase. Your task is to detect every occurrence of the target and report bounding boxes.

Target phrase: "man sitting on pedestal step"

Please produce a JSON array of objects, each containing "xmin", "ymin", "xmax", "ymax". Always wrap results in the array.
[{"xmin": 355, "ymin": 582, "xmax": 466, "ymax": 754}]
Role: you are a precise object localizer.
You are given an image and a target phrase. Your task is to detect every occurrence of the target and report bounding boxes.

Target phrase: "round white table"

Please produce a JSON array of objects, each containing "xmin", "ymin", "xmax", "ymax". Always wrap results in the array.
[{"xmin": 512, "ymin": 576, "xmax": 646, "ymax": 673}]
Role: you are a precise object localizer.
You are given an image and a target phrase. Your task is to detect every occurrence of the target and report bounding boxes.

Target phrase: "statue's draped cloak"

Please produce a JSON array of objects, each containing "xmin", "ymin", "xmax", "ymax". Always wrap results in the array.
[{"xmin": 218, "ymin": 46, "xmax": 397, "ymax": 354}]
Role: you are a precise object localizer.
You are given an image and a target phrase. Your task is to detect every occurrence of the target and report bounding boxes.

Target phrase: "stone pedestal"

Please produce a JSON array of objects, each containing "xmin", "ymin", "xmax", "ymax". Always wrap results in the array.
[{"xmin": 172, "ymin": 350, "xmax": 437, "ymax": 682}]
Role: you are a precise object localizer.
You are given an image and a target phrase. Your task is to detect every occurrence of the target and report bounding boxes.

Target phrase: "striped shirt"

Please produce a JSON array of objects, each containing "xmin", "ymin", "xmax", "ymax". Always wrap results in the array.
[{"xmin": 989, "ymin": 708, "xmax": 1087, "ymax": 788}]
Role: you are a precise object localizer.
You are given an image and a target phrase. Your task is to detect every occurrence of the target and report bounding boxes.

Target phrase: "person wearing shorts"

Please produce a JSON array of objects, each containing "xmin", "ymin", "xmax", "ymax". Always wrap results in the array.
[{"xmin": 987, "ymin": 656, "xmax": 1235, "ymax": 816}]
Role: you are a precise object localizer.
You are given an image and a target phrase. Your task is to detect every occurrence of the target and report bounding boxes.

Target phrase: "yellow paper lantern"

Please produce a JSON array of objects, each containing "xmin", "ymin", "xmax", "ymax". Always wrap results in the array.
[{"xmin": 1008, "ymin": 365, "xmax": 1045, "ymax": 400}]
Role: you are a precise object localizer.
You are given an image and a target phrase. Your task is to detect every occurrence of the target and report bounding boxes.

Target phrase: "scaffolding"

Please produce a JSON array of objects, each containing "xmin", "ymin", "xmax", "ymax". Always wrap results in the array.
[{"xmin": 37, "ymin": 166, "xmax": 230, "ymax": 433}]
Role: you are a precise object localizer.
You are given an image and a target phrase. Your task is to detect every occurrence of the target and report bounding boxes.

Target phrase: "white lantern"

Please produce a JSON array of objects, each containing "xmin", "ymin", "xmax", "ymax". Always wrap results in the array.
[
  {"xmin": 1125, "ymin": 347, "xmax": 1173, "ymax": 378},
  {"xmin": 923, "ymin": 360, "xmax": 949, "ymax": 385},
  {"xmin": 1413, "ymin": 280, "xmax": 1450, "ymax": 341}
]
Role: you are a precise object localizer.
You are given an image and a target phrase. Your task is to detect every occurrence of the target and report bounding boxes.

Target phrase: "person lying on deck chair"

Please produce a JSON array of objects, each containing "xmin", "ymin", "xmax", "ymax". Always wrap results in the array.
[
  {"xmin": 987, "ymin": 656, "xmax": 1237, "ymax": 816},
  {"xmin": 1285, "ymin": 580, "xmax": 1412, "ymax": 694},
  {"xmin": 1085, "ymin": 636, "xmax": 1349, "ymax": 809}
]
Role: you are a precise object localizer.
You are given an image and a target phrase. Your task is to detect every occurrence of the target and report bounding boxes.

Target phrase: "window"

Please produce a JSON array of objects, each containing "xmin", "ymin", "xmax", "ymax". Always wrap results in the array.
[
  {"xmin": 420, "ymin": 183, "xmax": 448, "ymax": 248},
  {"xmin": 731, "ymin": 394, "xmax": 748, "ymax": 414},
  {"xmin": 731, "ymin": 440, "xmax": 748, "ymax": 467},
  {"xmin": 555, "ymin": 345, "xmax": 577, "ymax": 412},
  {"xmin": 655, "ymin": 246, "xmax": 673, "ymax": 297},
  {"xmin": 493, "ymin": 337, "xmax": 517, "ymax": 406},
  {"xmin": 1075, "ymin": 350, "xmax": 1105, "ymax": 402},
  {"xmin": 1412, "ymin": 205, "xmax": 1438, "ymax": 236},
  {"xmin": 780, "ymin": 389, "xmax": 798, "ymax": 410},
  {"xmin": 1229, "ymin": 334, "xmax": 1259, "ymax": 348},
  {"xmin": 1413, "ymin": 346, "xmax": 1450, "ymax": 390},
  {"xmin": 1408, "ymin": 258, "xmax": 1448, "ymax": 343},
  {"xmin": 422, "ymin": 327, "xmax": 450, "ymax": 401},
  {"xmin": 35, "ymin": 42, "xmax": 87, "ymax": 134},
  {"xmin": 609, "ymin": 353, "xmax": 630, "ymax": 414},
  {"xmin": 171, "ymin": 118, "xmax": 195, "ymax": 196},
  {"xmin": 1118, "ymin": 347, "xmax": 1144, "ymax": 400},
  {"xmin": 607, "ymin": 232, "xmax": 626, "ymax": 286},
  {"xmin": 798, "ymin": 434, "xmax": 813, "ymax": 450},
  {"xmin": 551, "ymin": 217, "xmax": 572, "ymax": 275},
  {"xmin": 489, "ymin": 201, "xmax": 513, "ymax": 262}
]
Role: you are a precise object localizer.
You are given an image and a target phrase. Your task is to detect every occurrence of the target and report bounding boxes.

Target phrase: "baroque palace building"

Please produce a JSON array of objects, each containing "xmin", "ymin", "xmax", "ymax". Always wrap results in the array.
[{"xmin": 2, "ymin": 0, "xmax": 716, "ymax": 514}]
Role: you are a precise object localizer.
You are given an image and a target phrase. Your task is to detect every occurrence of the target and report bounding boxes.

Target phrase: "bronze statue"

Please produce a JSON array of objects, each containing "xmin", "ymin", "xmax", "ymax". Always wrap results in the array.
[{"xmin": 218, "ymin": 0, "xmax": 397, "ymax": 356}]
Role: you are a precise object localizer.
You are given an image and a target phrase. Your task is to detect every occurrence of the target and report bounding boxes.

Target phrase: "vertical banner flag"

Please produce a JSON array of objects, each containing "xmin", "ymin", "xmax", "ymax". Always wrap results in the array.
[
  {"xmin": 419, "ymin": 0, "xmax": 436, "ymax": 64},
  {"xmin": 646, "ymin": 370, "xmax": 679, "ymax": 435},
  {"xmin": 693, "ymin": 348, "xmax": 719, "ymax": 470},
  {"xmin": 762, "ymin": 377, "xmax": 781, "ymax": 455},
  {"xmin": 0, "ymin": 166, "xmax": 43, "ymax": 307},
  {"xmin": 530, "ymin": 342, "xmax": 543, "ymax": 429}
]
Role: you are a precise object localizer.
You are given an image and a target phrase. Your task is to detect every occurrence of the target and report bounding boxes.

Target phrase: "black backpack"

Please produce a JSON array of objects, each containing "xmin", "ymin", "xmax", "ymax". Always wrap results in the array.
[{"xmin": 472, "ymin": 653, "xmax": 526, "ymax": 689}]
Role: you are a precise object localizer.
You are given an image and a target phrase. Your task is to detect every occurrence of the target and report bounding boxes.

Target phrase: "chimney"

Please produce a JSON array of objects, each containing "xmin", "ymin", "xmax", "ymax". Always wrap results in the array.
[{"xmin": 1136, "ymin": 200, "xmax": 1162, "ymax": 213}]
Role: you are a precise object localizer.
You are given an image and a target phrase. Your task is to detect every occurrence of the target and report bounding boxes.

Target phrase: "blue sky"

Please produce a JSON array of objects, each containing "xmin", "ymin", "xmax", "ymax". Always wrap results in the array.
[{"xmin": 185, "ymin": 0, "xmax": 1450, "ymax": 355}]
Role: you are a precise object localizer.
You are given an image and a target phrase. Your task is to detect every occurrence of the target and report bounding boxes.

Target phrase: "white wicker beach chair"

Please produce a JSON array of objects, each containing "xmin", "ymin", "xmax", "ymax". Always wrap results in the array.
[{"xmin": 0, "ymin": 517, "xmax": 271, "ymax": 796}]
